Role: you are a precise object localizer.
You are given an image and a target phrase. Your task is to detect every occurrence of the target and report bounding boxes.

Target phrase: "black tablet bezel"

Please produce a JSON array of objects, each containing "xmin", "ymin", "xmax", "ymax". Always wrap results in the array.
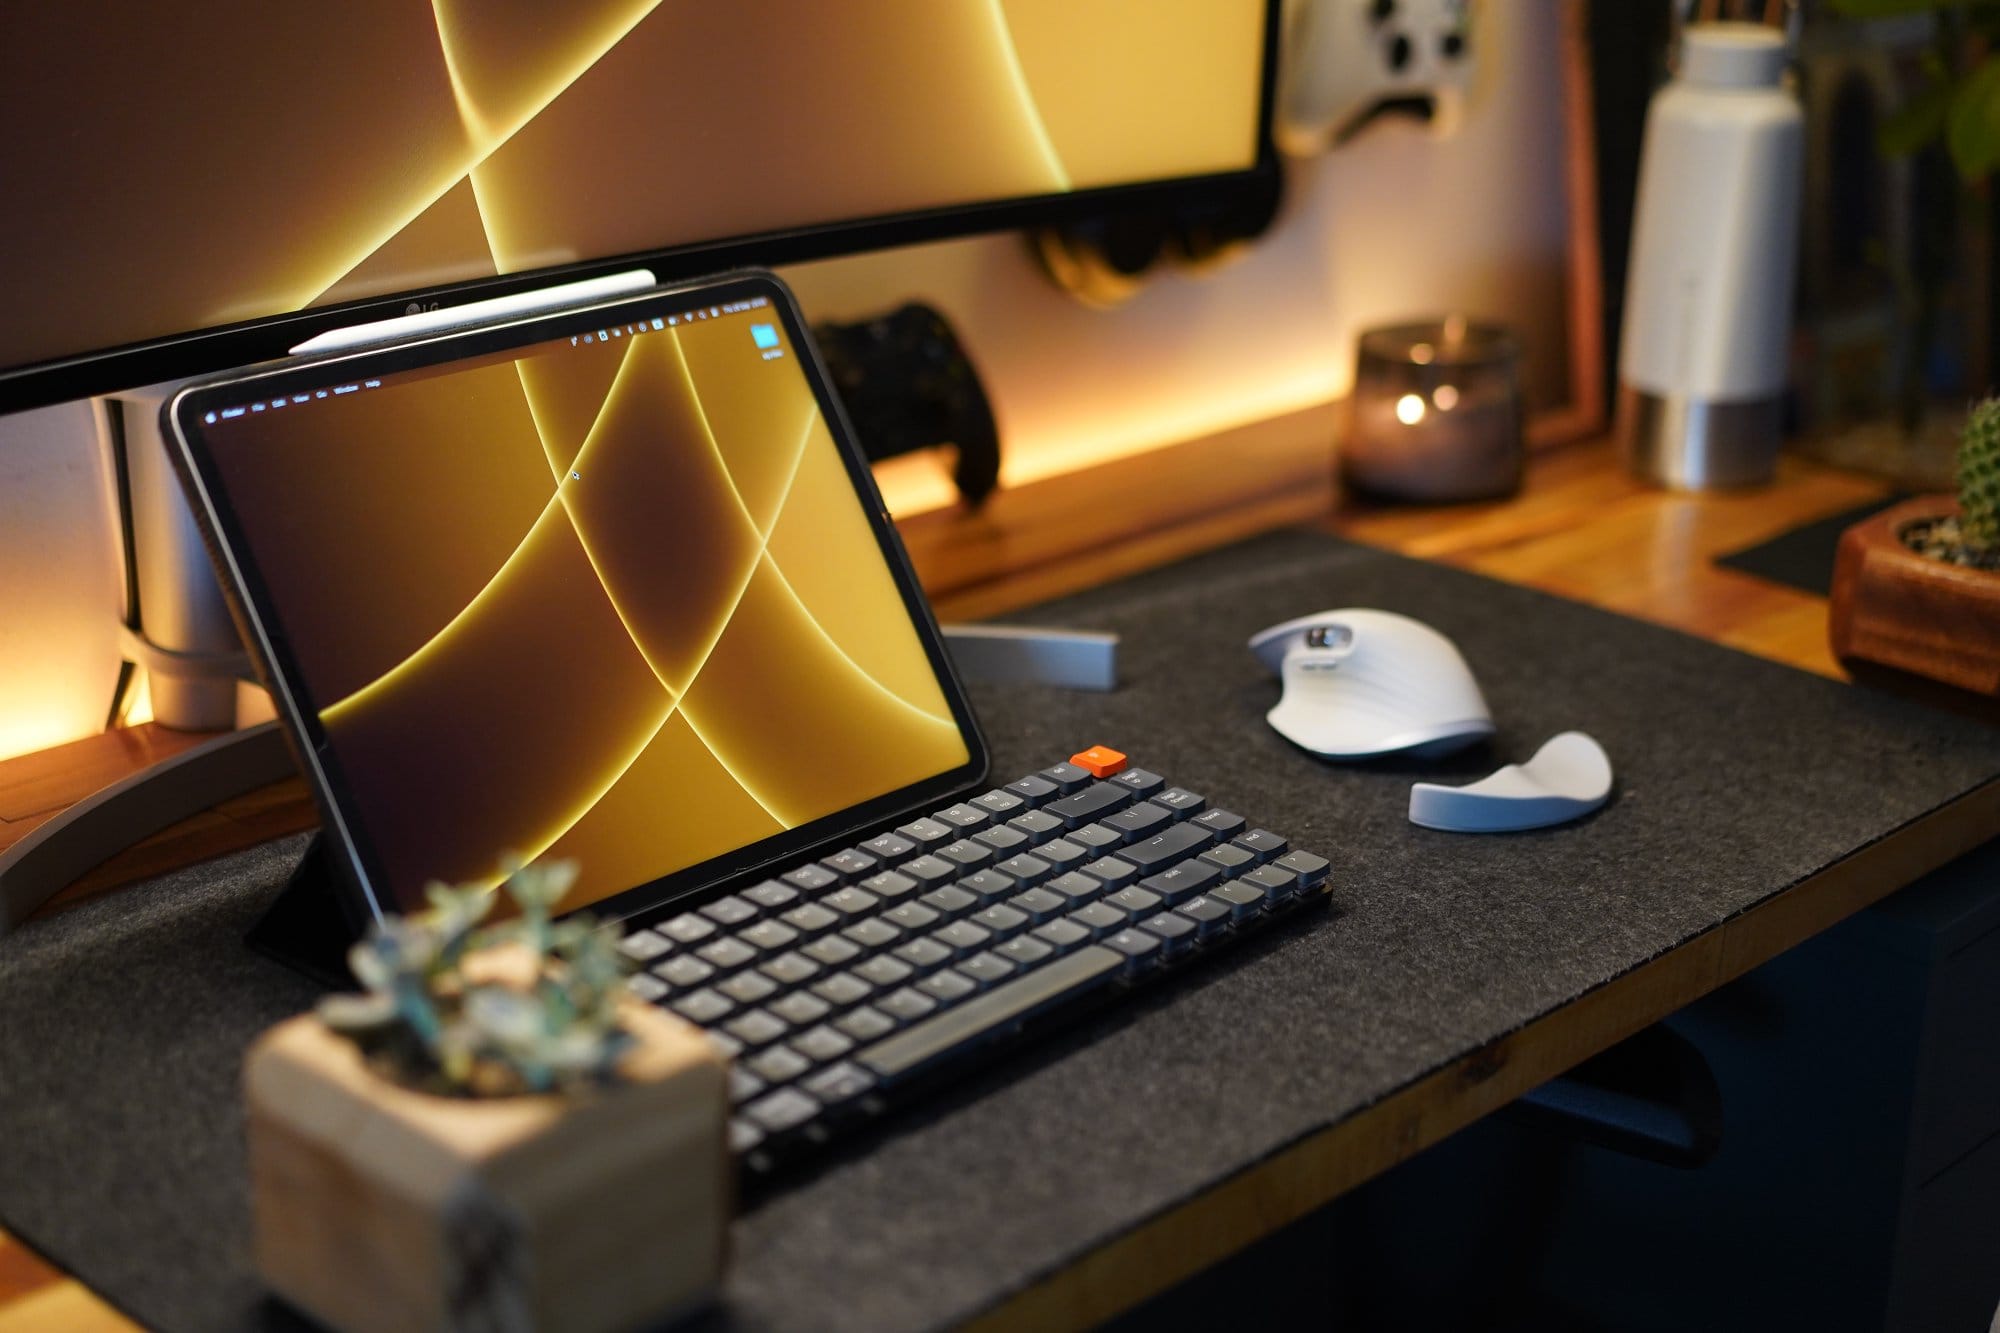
[{"xmin": 164, "ymin": 270, "xmax": 989, "ymax": 927}]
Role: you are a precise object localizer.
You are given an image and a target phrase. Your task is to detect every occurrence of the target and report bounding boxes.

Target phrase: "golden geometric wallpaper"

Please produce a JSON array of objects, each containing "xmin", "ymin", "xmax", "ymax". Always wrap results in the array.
[
  {"xmin": 200, "ymin": 310, "xmax": 967, "ymax": 914},
  {"xmin": 1, "ymin": 1, "xmax": 1264, "ymax": 372}
]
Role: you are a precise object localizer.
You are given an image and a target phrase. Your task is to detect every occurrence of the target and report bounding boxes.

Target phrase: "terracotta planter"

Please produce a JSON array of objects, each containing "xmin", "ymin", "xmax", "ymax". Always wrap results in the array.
[
  {"xmin": 244, "ymin": 1000, "xmax": 729, "ymax": 1333},
  {"xmin": 1830, "ymin": 495, "xmax": 2000, "ymax": 697}
]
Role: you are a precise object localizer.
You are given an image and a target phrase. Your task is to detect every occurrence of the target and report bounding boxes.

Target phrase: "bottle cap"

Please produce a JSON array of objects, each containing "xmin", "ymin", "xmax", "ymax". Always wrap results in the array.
[{"xmin": 1680, "ymin": 22, "xmax": 1787, "ymax": 90}]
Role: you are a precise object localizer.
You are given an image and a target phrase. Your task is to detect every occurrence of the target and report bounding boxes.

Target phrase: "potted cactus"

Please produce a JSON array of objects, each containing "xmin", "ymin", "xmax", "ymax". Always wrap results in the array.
[
  {"xmin": 1830, "ymin": 397, "xmax": 2000, "ymax": 701},
  {"xmin": 243, "ymin": 858, "xmax": 730, "ymax": 1333}
]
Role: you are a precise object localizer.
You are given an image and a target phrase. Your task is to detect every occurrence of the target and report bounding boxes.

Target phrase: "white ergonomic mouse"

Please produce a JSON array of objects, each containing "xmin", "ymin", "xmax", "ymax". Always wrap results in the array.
[{"xmin": 1248, "ymin": 609, "xmax": 1494, "ymax": 760}]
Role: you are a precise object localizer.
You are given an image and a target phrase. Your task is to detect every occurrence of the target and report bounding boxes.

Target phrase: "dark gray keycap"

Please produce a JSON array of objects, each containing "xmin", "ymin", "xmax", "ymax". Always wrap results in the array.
[
  {"xmin": 783, "ymin": 863, "xmax": 839, "ymax": 893},
  {"xmin": 1102, "ymin": 802, "xmax": 1172, "ymax": 841},
  {"xmin": 894, "ymin": 936, "xmax": 953, "ymax": 970},
  {"xmin": 1046, "ymin": 781, "xmax": 1131, "ymax": 827},
  {"xmin": 1276, "ymin": 849, "xmax": 1332, "ymax": 888},
  {"xmin": 918, "ymin": 969, "xmax": 977, "ymax": 1003},
  {"xmin": 719, "ymin": 970, "xmax": 780, "ymax": 1005},
  {"xmin": 835, "ymin": 1006, "xmax": 897, "ymax": 1042},
  {"xmin": 1141, "ymin": 911, "xmax": 1196, "ymax": 953},
  {"xmin": 934, "ymin": 802, "xmax": 990, "ymax": 830},
  {"xmin": 1031, "ymin": 918, "xmax": 1091, "ymax": 953},
  {"xmin": 743, "ymin": 880, "xmax": 800, "ymax": 912},
  {"xmin": 1007, "ymin": 886, "xmax": 1068, "ymax": 922},
  {"xmin": 996, "ymin": 853, "xmax": 1053, "ymax": 886},
  {"xmin": 1040, "ymin": 761, "xmax": 1092, "ymax": 791},
  {"xmin": 747, "ymin": 1046, "xmax": 812, "ymax": 1086},
  {"xmin": 1104, "ymin": 929, "xmax": 1164, "ymax": 971},
  {"xmin": 821, "ymin": 848, "xmax": 878, "ymax": 880},
  {"xmin": 1046, "ymin": 871, "xmax": 1103, "ymax": 905},
  {"xmin": 1241, "ymin": 862, "xmax": 1301, "ymax": 900},
  {"xmin": 744, "ymin": 1086, "xmax": 818, "ymax": 1133},
  {"xmin": 1067, "ymin": 902, "xmax": 1126, "ymax": 938},
  {"xmin": 1066, "ymin": 825, "xmax": 1121, "ymax": 853},
  {"xmin": 729, "ymin": 1065, "xmax": 766, "ymax": 1104},
  {"xmin": 806, "ymin": 967, "xmax": 868, "ymax": 1007},
  {"xmin": 627, "ymin": 973, "xmax": 669, "ymax": 1002},
  {"xmin": 1107, "ymin": 885, "xmax": 1163, "ymax": 917},
  {"xmin": 790, "ymin": 1025, "xmax": 854, "ymax": 1064},
  {"xmin": 1036, "ymin": 837, "xmax": 1091, "ymax": 871},
  {"xmin": 617, "ymin": 930, "xmax": 672, "ymax": 963},
  {"xmin": 1006, "ymin": 809, "xmax": 1065, "ymax": 842},
  {"xmin": 771, "ymin": 991, "xmax": 831, "ymax": 1026},
  {"xmin": 730, "ymin": 1118, "xmax": 765, "ymax": 1155},
  {"xmin": 740, "ymin": 918, "xmax": 799, "ymax": 952},
  {"xmin": 1233, "ymin": 828, "xmax": 1289, "ymax": 862},
  {"xmin": 920, "ymin": 883, "xmax": 978, "ymax": 915},
  {"xmin": 877, "ymin": 987, "xmax": 939, "ymax": 1022},
  {"xmin": 1079, "ymin": 856, "xmax": 1138, "ymax": 890},
  {"xmin": 759, "ymin": 951, "xmax": 821, "ymax": 986},
  {"xmin": 857, "ymin": 946, "xmax": 1122, "ymax": 1083},
  {"xmin": 972, "ymin": 903, "xmax": 1029, "ymax": 938},
  {"xmin": 937, "ymin": 838, "xmax": 993, "ymax": 869},
  {"xmin": 671, "ymin": 988, "xmax": 733, "ymax": 1024},
  {"xmin": 1175, "ymin": 897, "xmax": 1232, "ymax": 936},
  {"xmin": 932, "ymin": 920, "xmax": 993, "ymax": 956},
  {"xmin": 860, "ymin": 868, "xmax": 920, "ymax": 900},
  {"xmin": 725, "ymin": 1009, "xmax": 789, "ymax": 1048},
  {"xmin": 973, "ymin": 825, "xmax": 1030, "ymax": 853},
  {"xmin": 700, "ymin": 895, "xmax": 758, "ymax": 927},
  {"xmin": 957, "ymin": 869, "xmax": 1018, "ymax": 904},
  {"xmin": 781, "ymin": 903, "xmax": 840, "ymax": 936},
  {"xmin": 1005, "ymin": 773, "xmax": 1060, "ymax": 805},
  {"xmin": 897, "ymin": 816, "xmax": 954, "ymax": 849},
  {"xmin": 1209, "ymin": 880, "xmax": 1268, "ymax": 919},
  {"xmin": 864, "ymin": 831, "xmax": 918, "ymax": 863},
  {"xmin": 1111, "ymin": 767, "xmax": 1165, "ymax": 796},
  {"xmin": 856, "ymin": 954, "xmax": 914, "ymax": 987},
  {"xmin": 1118, "ymin": 821, "xmax": 1212, "ymax": 873},
  {"xmin": 803, "ymin": 934, "xmax": 862, "ymax": 968},
  {"xmin": 1142, "ymin": 859, "xmax": 1220, "ymax": 905},
  {"xmin": 1199, "ymin": 843, "xmax": 1257, "ymax": 874},
  {"xmin": 841, "ymin": 917, "xmax": 901, "ymax": 952},
  {"xmin": 654, "ymin": 955, "xmax": 714, "ymax": 989},
  {"xmin": 956, "ymin": 951, "xmax": 1017, "ymax": 987},
  {"xmin": 886, "ymin": 901, "xmax": 941, "ymax": 932},
  {"xmin": 972, "ymin": 788, "xmax": 1026, "ymax": 817},
  {"xmin": 1194, "ymin": 807, "xmax": 1247, "ymax": 839},
  {"xmin": 695, "ymin": 936, "xmax": 756, "ymax": 972},
  {"xmin": 901, "ymin": 854, "xmax": 958, "ymax": 886},
  {"xmin": 660, "ymin": 912, "xmax": 715, "ymax": 945},
  {"xmin": 1152, "ymin": 787, "xmax": 1206, "ymax": 817},
  {"xmin": 802, "ymin": 1060, "xmax": 876, "ymax": 1107},
  {"xmin": 823, "ymin": 886, "xmax": 881, "ymax": 917},
  {"xmin": 997, "ymin": 934, "xmax": 1055, "ymax": 968}
]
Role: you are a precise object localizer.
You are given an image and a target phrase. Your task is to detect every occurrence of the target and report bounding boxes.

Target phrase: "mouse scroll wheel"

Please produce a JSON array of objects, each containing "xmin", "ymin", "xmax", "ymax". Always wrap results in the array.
[{"xmin": 1305, "ymin": 625, "xmax": 1353, "ymax": 651}]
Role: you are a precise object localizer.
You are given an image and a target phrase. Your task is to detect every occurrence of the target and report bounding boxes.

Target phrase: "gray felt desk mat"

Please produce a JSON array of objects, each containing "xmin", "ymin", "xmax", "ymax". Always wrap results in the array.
[{"xmin": 3, "ymin": 530, "xmax": 1998, "ymax": 1333}]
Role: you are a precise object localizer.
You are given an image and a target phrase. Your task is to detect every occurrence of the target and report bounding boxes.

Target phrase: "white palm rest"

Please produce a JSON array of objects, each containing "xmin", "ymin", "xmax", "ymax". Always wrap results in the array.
[{"xmin": 1408, "ymin": 731, "xmax": 1613, "ymax": 833}]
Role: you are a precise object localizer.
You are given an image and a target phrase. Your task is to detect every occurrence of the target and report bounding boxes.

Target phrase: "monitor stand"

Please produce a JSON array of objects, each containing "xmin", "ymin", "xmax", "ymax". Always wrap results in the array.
[{"xmin": 243, "ymin": 833, "xmax": 364, "ymax": 988}]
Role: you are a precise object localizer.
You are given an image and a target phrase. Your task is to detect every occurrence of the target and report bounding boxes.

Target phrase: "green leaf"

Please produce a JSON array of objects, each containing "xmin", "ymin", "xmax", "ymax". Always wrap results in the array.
[
  {"xmin": 1951, "ymin": 59, "xmax": 2000, "ymax": 180},
  {"xmin": 1881, "ymin": 78, "xmax": 1955, "ymax": 155}
]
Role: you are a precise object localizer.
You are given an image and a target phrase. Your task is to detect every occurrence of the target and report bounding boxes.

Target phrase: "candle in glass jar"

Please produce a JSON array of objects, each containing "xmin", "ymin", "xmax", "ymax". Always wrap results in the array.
[{"xmin": 1342, "ymin": 318, "xmax": 1524, "ymax": 503}]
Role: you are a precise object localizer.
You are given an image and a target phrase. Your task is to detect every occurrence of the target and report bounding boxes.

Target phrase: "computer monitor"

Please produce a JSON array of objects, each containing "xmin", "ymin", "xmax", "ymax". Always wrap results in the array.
[{"xmin": 0, "ymin": 1, "xmax": 1277, "ymax": 414}]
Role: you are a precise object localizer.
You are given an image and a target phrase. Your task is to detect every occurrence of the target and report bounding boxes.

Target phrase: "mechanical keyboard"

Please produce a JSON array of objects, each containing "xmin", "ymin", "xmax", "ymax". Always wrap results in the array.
[{"xmin": 615, "ymin": 745, "xmax": 1332, "ymax": 1175}]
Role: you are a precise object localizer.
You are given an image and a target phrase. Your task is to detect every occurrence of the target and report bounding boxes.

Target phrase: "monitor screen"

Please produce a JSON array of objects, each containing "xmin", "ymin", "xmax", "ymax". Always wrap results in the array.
[
  {"xmin": 3, "ymin": 1, "xmax": 1274, "ymax": 411},
  {"xmin": 170, "ymin": 275, "xmax": 980, "ymax": 919}
]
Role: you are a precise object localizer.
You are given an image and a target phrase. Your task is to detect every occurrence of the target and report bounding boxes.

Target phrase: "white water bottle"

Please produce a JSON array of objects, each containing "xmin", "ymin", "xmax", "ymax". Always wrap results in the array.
[{"xmin": 1618, "ymin": 22, "xmax": 1802, "ymax": 489}]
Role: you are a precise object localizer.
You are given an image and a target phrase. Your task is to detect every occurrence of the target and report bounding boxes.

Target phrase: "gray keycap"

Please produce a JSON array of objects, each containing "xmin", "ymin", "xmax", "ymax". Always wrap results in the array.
[
  {"xmin": 1046, "ymin": 871, "xmax": 1102, "ymax": 905},
  {"xmin": 696, "ymin": 937, "xmax": 757, "ymax": 972},
  {"xmin": 864, "ymin": 831, "xmax": 918, "ymax": 862},
  {"xmin": 1079, "ymin": 856, "xmax": 1138, "ymax": 890},
  {"xmin": 835, "ymin": 1006, "xmax": 897, "ymax": 1042},
  {"xmin": 671, "ymin": 988, "xmax": 733, "ymax": 1024},
  {"xmin": 718, "ymin": 970, "xmax": 780, "ymax": 1005},
  {"xmin": 1005, "ymin": 774, "xmax": 1060, "ymax": 805},
  {"xmin": 934, "ymin": 803, "xmax": 990, "ymax": 830},
  {"xmin": 1233, "ymin": 828, "xmax": 1289, "ymax": 862},
  {"xmin": 1007, "ymin": 887, "xmax": 1067, "ymax": 922},
  {"xmin": 895, "ymin": 936, "xmax": 953, "ymax": 970},
  {"xmin": 957, "ymin": 869, "xmax": 1017, "ymax": 904},
  {"xmin": 1046, "ymin": 781, "xmax": 1130, "ymax": 827},
  {"xmin": 901, "ymin": 854, "xmax": 958, "ymax": 886},
  {"xmin": 783, "ymin": 863, "xmax": 839, "ymax": 893},
  {"xmin": 973, "ymin": 825, "xmax": 1030, "ymax": 853},
  {"xmin": 933, "ymin": 920, "xmax": 993, "ymax": 956},
  {"xmin": 1067, "ymin": 902, "xmax": 1126, "ymax": 938},
  {"xmin": 803, "ymin": 934, "xmax": 862, "ymax": 968},
  {"xmin": 1032, "ymin": 917, "xmax": 1091, "ymax": 952},
  {"xmin": 1194, "ymin": 808, "xmax": 1247, "ymax": 839},
  {"xmin": 813, "ymin": 972, "xmax": 874, "ymax": 1008},
  {"xmin": 956, "ymin": 951, "xmax": 1016, "ymax": 987},
  {"xmin": 1111, "ymin": 767, "xmax": 1165, "ymax": 796},
  {"xmin": 743, "ymin": 880, "xmax": 800, "ymax": 911},
  {"xmin": 790, "ymin": 1025, "xmax": 854, "ymax": 1064},
  {"xmin": 860, "ymin": 868, "xmax": 920, "ymax": 900},
  {"xmin": 855, "ymin": 954, "xmax": 914, "ymax": 987},
  {"xmin": 759, "ymin": 952, "xmax": 821, "ymax": 986},
  {"xmin": 747, "ymin": 1046, "xmax": 812, "ymax": 1086},
  {"xmin": 660, "ymin": 912, "xmax": 715, "ymax": 945},
  {"xmin": 725, "ymin": 1009, "xmax": 789, "ymax": 1048},
  {"xmin": 840, "ymin": 917, "xmax": 901, "ymax": 952},
  {"xmin": 1276, "ymin": 849, "xmax": 1331, "ymax": 888},
  {"xmin": 1199, "ymin": 844, "xmax": 1257, "ymax": 874},
  {"xmin": 823, "ymin": 885, "xmax": 881, "ymax": 917},
  {"xmin": 1241, "ymin": 862, "xmax": 1301, "ymax": 900},
  {"xmin": 972, "ymin": 903, "xmax": 1029, "ymax": 938},
  {"xmin": 1153, "ymin": 787, "xmax": 1206, "ymax": 817},
  {"xmin": 821, "ymin": 848, "xmax": 878, "ymax": 879},
  {"xmin": 617, "ymin": 930, "xmax": 672, "ymax": 962},
  {"xmin": 937, "ymin": 839, "xmax": 993, "ymax": 869},
  {"xmin": 781, "ymin": 903, "xmax": 840, "ymax": 936},
  {"xmin": 919, "ymin": 969, "xmax": 978, "ymax": 1003},
  {"xmin": 856, "ymin": 946, "xmax": 1121, "ymax": 1083},
  {"xmin": 1142, "ymin": 860, "xmax": 1219, "ymax": 905},
  {"xmin": 1141, "ymin": 911, "xmax": 1197, "ymax": 953},
  {"xmin": 1119, "ymin": 822, "xmax": 1213, "ymax": 873},
  {"xmin": 1107, "ymin": 885, "xmax": 1163, "ymax": 917},
  {"xmin": 1176, "ymin": 896, "xmax": 1232, "ymax": 935},
  {"xmin": 802, "ymin": 1060, "xmax": 876, "ymax": 1107},
  {"xmin": 972, "ymin": 788, "xmax": 1026, "ymax": 817},
  {"xmin": 921, "ymin": 884, "xmax": 978, "ymax": 915},
  {"xmin": 886, "ymin": 901, "xmax": 941, "ymax": 932},
  {"xmin": 770, "ymin": 991, "xmax": 831, "ymax": 1026},
  {"xmin": 1065, "ymin": 825, "xmax": 1121, "ymax": 853},
  {"xmin": 740, "ymin": 918, "xmax": 799, "ymax": 952},
  {"xmin": 1041, "ymin": 761, "xmax": 1091, "ymax": 791},
  {"xmin": 654, "ymin": 955, "xmax": 714, "ymax": 989},
  {"xmin": 627, "ymin": 973, "xmax": 669, "ymax": 1002},
  {"xmin": 877, "ymin": 987, "xmax": 938, "ymax": 1022},
  {"xmin": 700, "ymin": 895, "xmax": 757, "ymax": 927},
  {"xmin": 1102, "ymin": 802, "xmax": 1172, "ymax": 841},
  {"xmin": 997, "ymin": 934, "xmax": 1055, "ymax": 968},
  {"xmin": 996, "ymin": 853, "xmax": 1053, "ymax": 886},
  {"xmin": 897, "ymin": 817, "xmax": 954, "ymax": 849},
  {"xmin": 744, "ymin": 1086, "xmax": 818, "ymax": 1133},
  {"xmin": 1209, "ymin": 880, "xmax": 1268, "ymax": 919},
  {"xmin": 1006, "ymin": 809, "xmax": 1065, "ymax": 842},
  {"xmin": 1105, "ymin": 929, "xmax": 1163, "ymax": 971}
]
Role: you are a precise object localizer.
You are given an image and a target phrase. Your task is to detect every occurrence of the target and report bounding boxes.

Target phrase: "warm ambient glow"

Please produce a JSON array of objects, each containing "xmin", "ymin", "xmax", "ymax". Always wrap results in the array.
[
  {"xmin": 1395, "ymin": 393, "xmax": 1427, "ymax": 426},
  {"xmin": 1434, "ymin": 384, "xmax": 1460, "ymax": 411}
]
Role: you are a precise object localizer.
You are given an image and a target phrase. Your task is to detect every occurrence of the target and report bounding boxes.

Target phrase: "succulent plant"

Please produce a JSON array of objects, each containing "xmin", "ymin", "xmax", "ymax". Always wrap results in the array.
[
  {"xmin": 316, "ymin": 857, "xmax": 638, "ymax": 1097},
  {"xmin": 1959, "ymin": 397, "xmax": 2000, "ymax": 554}
]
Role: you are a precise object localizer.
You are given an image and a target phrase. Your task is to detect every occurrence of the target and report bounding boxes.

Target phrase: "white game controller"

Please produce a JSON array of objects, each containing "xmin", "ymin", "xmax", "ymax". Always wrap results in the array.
[{"xmin": 1277, "ymin": 0, "xmax": 1479, "ymax": 153}]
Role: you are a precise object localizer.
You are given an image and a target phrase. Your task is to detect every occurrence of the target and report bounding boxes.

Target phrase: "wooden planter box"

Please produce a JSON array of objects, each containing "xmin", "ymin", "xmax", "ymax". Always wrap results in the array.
[
  {"xmin": 1830, "ymin": 495, "xmax": 2000, "ymax": 698},
  {"xmin": 244, "ymin": 1002, "xmax": 729, "ymax": 1333}
]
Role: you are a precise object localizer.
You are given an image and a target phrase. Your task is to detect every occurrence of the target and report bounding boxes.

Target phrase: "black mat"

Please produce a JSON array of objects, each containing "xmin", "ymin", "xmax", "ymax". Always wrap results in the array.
[
  {"xmin": 5, "ymin": 530, "xmax": 1999, "ymax": 1333},
  {"xmin": 1713, "ymin": 494, "xmax": 1909, "ymax": 596}
]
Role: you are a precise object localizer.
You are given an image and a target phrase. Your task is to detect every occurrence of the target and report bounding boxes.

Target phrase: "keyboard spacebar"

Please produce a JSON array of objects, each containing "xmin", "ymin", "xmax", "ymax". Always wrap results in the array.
[{"xmin": 856, "ymin": 946, "xmax": 1122, "ymax": 1084}]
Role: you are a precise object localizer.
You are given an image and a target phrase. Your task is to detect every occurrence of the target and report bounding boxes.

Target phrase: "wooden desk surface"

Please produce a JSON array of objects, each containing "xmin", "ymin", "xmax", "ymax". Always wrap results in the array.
[{"xmin": 0, "ymin": 428, "xmax": 1946, "ymax": 1331}]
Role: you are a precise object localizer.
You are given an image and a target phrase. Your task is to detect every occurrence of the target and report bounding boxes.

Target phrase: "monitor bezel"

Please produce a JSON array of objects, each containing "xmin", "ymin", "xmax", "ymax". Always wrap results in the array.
[
  {"xmin": 3, "ymin": 2, "xmax": 1280, "ymax": 416},
  {"xmin": 165, "ymin": 270, "xmax": 990, "ymax": 927}
]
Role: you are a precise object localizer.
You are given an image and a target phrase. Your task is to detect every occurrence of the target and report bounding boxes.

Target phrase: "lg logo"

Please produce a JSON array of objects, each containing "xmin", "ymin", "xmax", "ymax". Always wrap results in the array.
[{"xmin": 404, "ymin": 301, "xmax": 441, "ymax": 315}]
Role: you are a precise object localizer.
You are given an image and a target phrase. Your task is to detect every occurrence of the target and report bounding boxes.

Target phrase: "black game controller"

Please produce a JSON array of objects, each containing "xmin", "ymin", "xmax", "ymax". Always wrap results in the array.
[{"xmin": 812, "ymin": 304, "xmax": 1001, "ymax": 508}]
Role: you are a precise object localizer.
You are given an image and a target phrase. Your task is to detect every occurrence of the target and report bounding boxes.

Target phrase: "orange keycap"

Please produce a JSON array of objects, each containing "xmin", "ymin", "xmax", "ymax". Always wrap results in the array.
[{"xmin": 1070, "ymin": 745, "xmax": 1127, "ymax": 778}]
